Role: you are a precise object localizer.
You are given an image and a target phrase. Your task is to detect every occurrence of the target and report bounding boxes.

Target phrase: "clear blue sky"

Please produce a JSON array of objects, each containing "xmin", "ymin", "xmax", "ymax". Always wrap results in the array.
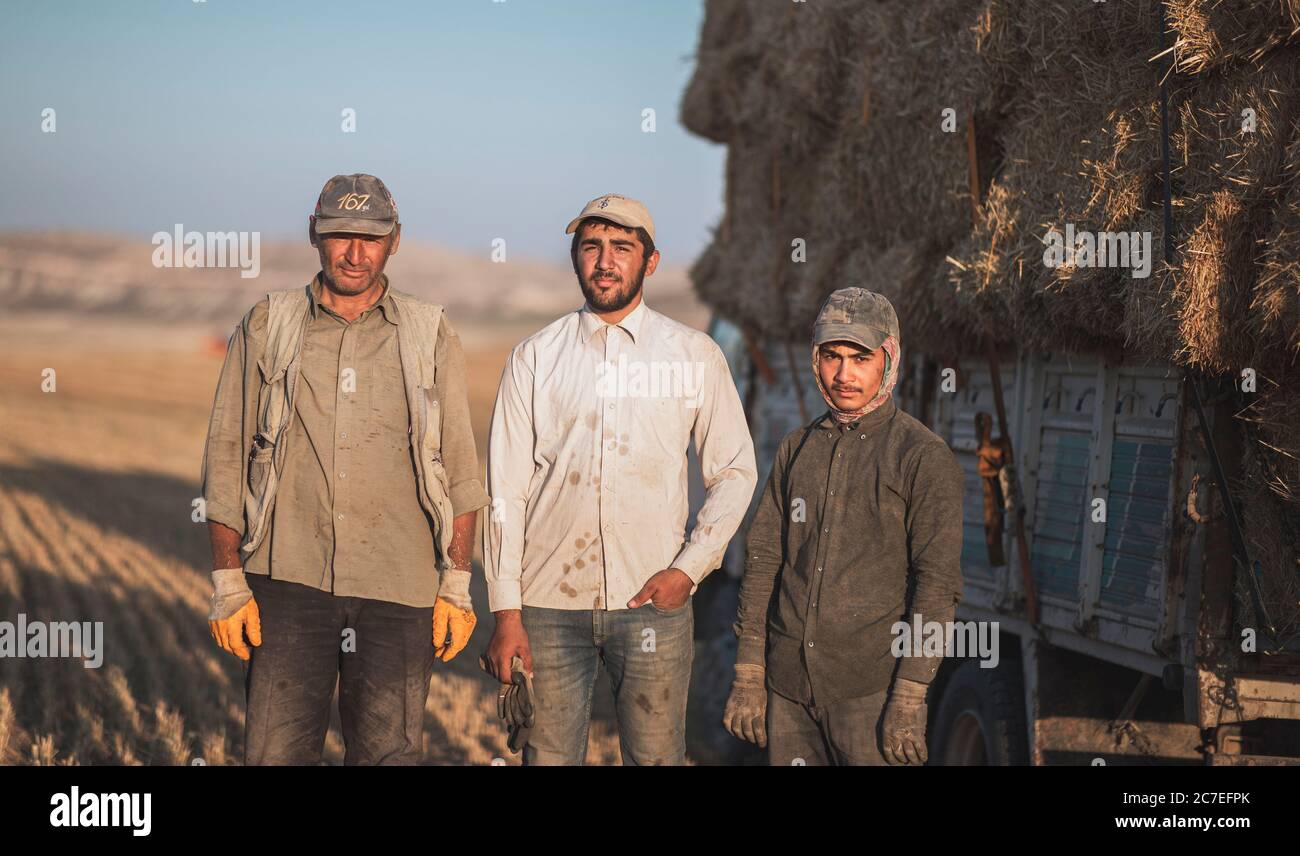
[{"xmin": 0, "ymin": 0, "xmax": 724, "ymax": 265}]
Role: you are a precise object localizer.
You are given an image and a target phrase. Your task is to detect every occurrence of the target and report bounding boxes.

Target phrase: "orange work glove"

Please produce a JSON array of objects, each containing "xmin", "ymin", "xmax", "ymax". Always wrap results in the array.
[
  {"xmin": 432, "ymin": 597, "xmax": 477, "ymax": 662},
  {"xmin": 208, "ymin": 567, "xmax": 262, "ymax": 661}
]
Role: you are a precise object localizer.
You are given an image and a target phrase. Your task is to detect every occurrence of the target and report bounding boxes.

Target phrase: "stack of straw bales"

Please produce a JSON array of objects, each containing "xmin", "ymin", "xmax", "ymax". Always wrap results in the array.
[{"xmin": 683, "ymin": 0, "xmax": 1298, "ymax": 643}]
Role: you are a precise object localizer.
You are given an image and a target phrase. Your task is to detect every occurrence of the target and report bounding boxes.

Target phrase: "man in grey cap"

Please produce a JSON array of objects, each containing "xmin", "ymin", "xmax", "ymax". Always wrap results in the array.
[
  {"xmin": 201, "ymin": 174, "xmax": 489, "ymax": 764},
  {"xmin": 722, "ymin": 287, "xmax": 964, "ymax": 764}
]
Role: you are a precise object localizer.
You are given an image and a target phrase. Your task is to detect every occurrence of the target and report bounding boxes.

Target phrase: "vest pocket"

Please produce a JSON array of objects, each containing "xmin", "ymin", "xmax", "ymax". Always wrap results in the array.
[
  {"xmin": 422, "ymin": 383, "xmax": 443, "ymax": 451},
  {"xmin": 247, "ymin": 439, "xmax": 275, "ymax": 496}
]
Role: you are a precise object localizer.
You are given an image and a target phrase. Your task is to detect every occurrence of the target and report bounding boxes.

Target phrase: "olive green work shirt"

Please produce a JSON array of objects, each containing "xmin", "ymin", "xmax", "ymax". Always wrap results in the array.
[{"xmin": 201, "ymin": 275, "xmax": 489, "ymax": 607}]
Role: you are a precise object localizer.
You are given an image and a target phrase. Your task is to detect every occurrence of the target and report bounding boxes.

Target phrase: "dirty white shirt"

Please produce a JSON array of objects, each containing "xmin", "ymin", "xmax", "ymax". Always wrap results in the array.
[{"xmin": 484, "ymin": 299, "xmax": 758, "ymax": 611}]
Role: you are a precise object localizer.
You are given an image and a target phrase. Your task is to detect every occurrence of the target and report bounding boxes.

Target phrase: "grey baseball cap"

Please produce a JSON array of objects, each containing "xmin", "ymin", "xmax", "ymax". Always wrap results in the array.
[
  {"xmin": 313, "ymin": 174, "xmax": 399, "ymax": 236},
  {"xmin": 812, "ymin": 287, "xmax": 899, "ymax": 351}
]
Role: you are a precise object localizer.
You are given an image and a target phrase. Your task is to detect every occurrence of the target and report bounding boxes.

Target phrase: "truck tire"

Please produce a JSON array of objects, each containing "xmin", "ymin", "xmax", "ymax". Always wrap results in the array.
[{"xmin": 930, "ymin": 659, "xmax": 1029, "ymax": 765}]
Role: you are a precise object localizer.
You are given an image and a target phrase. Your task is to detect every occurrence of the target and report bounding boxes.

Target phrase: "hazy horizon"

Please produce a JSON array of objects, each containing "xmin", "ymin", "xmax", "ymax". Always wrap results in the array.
[{"xmin": 0, "ymin": 0, "xmax": 725, "ymax": 268}]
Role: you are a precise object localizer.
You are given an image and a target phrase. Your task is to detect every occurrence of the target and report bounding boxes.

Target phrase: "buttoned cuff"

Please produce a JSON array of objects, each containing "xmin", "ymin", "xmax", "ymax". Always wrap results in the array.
[
  {"xmin": 449, "ymin": 479, "xmax": 490, "ymax": 517},
  {"xmin": 736, "ymin": 634, "xmax": 767, "ymax": 668},
  {"xmin": 487, "ymin": 579, "xmax": 522, "ymax": 612},
  {"xmin": 671, "ymin": 543, "xmax": 717, "ymax": 585},
  {"xmin": 895, "ymin": 604, "xmax": 956, "ymax": 685},
  {"xmin": 896, "ymin": 657, "xmax": 942, "ymax": 685}
]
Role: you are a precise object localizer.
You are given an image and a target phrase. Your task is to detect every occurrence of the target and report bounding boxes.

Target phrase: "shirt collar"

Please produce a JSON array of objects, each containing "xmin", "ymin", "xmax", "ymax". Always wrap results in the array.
[
  {"xmin": 814, "ymin": 396, "xmax": 897, "ymax": 432},
  {"xmin": 578, "ymin": 297, "xmax": 649, "ymax": 344},
  {"xmin": 309, "ymin": 273, "xmax": 397, "ymax": 324}
]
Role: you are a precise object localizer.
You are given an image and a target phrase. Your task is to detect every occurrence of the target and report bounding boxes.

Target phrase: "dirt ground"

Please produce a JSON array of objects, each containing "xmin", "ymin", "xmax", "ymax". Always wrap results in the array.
[{"xmin": 0, "ymin": 313, "xmax": 631, "ymax": 765}]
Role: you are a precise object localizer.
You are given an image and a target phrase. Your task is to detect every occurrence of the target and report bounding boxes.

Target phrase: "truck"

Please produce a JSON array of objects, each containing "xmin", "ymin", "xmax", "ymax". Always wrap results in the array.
[
  {"xmin": 707, "ymin": 318, "xmax": 1300, "ymax": 765},
  {"xmin": 682, "ymin": 0, "xmax": 1300, "ymax": 766}
]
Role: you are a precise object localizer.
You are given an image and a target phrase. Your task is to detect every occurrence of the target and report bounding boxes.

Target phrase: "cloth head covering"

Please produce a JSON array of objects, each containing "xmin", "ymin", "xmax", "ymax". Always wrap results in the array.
[{"xmin": 809, "ymin": 288, "xmax": 901, "ymax": 424}]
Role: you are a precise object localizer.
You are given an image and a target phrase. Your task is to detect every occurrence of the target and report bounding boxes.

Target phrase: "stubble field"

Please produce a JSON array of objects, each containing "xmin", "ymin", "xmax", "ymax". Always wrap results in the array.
[{"xmin": 0, "ymin": 313, "xmax": 639, "ymax": 765}]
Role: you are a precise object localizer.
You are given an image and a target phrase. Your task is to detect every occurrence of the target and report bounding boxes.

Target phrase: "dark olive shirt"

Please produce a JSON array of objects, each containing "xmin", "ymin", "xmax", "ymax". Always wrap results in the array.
[{"xmin": 734, "ymin": 397, "xmax": 965, "ymax": 706}]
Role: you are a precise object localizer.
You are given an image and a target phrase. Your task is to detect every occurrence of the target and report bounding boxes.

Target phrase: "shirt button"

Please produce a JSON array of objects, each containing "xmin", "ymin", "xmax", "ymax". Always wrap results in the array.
[
  {"xmin": 339, "ymin": 472, "xmax": 346, "ymax": 479},
  {"xmin": 829, "ymin": 490, "xmax": 834, "ymax": 496},
  {"xmin": 338, "ymin": 513, "xmax": 345, "ymax": 520},
  {"xmin": 860, "ymin": 434, "xmax": 866, "ymax": 439},
  {"xmin": 608, "ymin": 403, "xmax": 614, "ymax": 410},
  {"xmin": 816, "ymin": 566, "xmax": 822, "ymax": 572},
  {"xmin": 340, "ymin": 432, "xmax": 348, "ymax": 439},
  {"xmin": 807, "ymin": 641, "xmax": 815, "ymax": 648}
]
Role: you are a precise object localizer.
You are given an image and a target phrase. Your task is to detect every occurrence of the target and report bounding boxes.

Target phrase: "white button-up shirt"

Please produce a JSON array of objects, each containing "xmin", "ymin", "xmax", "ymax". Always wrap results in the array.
[{"xmin": 484, "ymin": 299, "xmax": 757, "ymax": 611}]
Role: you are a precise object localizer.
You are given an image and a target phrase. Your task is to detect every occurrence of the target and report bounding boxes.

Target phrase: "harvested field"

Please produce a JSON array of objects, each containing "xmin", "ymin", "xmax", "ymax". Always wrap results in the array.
[{"xmin": 0, "ymin": 309, "xmax": 719, "ymax": 765}]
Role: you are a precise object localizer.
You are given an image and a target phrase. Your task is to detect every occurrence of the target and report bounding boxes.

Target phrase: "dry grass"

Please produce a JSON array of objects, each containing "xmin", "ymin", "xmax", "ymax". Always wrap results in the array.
[{"xmin": 0, "ymin": 315, "xmax": 638, "ymax": 765}]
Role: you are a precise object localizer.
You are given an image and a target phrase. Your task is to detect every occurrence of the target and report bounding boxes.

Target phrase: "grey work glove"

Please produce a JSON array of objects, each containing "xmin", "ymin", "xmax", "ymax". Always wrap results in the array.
[
  {"xmin": 881, "ymin": 677, "xmax": 929, "ymax": 765},
  {"xmin": 208, "ymin": 567, "xmax": 253, "ymax": 621},
  {"xmin": 722, "ymin": 663, "xmax": 768, "ymax": 747},
  {"xmin": 437, "ymin": 566, "xmax": 473, "ymax": 611},
  {"xmin": 479, "ymin": 654, "xmax": 535, "ymax": 754}
]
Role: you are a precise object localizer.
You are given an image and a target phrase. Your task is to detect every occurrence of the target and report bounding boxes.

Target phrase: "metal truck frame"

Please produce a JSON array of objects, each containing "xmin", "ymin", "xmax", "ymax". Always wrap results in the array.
[{"xmin": 712, "ymin": 318, "xmax": 1300, "ymax": 766}]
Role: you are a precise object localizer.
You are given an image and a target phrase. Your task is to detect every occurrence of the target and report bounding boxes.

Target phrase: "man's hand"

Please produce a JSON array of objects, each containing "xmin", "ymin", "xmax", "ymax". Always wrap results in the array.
[
  {"xmin": 627, "ymin": 568, "xmax": 693, "ymax": 611},
  {"xmin": 432, "ymin": 597, "xmax": 477, "ymax": 662},
  {"xmin": 485, "ymin": 609, "xmax": 533, "ymax": 684},
  {"xmin": 209, "ymin": 598, "xmax": 262, "ymax": 661},
  {"xmin": 881, "ymin": 677, "xmax": 929, "ymax": 765},
  {"xmin": 722, "ymin": 663, "xmax": 768, "ymax": 747}
]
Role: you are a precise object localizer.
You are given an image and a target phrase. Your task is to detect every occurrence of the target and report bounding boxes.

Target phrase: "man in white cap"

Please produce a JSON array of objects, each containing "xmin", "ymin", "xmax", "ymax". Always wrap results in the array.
[{"xmin": 483, "ymin": 194, "xmax": 757, "ymax": 765}]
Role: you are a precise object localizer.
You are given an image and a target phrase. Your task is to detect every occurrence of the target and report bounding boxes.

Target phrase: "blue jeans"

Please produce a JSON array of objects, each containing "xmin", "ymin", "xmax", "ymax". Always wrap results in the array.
[{"xmin": 521, "ymin": 601, "xmax": 694, "ymax": 766}]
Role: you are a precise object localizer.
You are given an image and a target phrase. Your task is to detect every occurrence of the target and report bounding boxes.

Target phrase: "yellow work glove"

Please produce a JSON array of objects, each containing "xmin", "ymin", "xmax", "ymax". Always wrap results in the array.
[
  {"xmin": 208, "ymin": 568, "xmax": 262, "ymax": 661},
  {"xmin": 432, "ymin": 597, "xmax": 477, "ymax": 662}
]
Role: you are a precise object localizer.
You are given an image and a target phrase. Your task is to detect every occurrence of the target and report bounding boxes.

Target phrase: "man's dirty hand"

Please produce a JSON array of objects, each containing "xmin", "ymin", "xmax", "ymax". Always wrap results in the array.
[
  {"xmin": 485, "ymin": 609, "xmax": 533, "ymax": 684},
  {"xmin": 627, "ymin": 567, "xmax": 692, "ymax": 611}
]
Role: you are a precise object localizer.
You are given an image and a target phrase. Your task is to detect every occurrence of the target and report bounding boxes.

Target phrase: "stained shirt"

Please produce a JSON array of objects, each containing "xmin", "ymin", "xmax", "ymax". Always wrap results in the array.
[
  {"xmin": 201, "ymin": 275, "xmax": 489, "ymax": 608},
  {"xmin": 484, "ymin": 299, "xmax": 757, "ymax": 611}
]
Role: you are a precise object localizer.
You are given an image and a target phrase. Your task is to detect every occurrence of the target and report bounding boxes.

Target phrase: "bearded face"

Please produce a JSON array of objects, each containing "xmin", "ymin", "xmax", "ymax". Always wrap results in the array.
[{"xmin": 572, "ymin": 220, "xmax": 656, "ymax": 313}]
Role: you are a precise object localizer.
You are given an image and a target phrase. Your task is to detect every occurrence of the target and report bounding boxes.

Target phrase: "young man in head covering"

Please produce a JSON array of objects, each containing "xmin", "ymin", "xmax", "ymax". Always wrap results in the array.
[{"xmin": 723, "ymin": 287, "xmax": 965, "ymax": 765}]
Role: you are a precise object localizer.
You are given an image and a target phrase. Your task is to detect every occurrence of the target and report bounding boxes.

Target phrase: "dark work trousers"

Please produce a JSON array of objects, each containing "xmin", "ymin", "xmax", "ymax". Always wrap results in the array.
[
  {"xmin": 243, "ymin": 574, "xmax": 435, "ymax": 765},
  {"xmin": 766, "ymin": 688, "xmax": 890, "ymax": 766}
]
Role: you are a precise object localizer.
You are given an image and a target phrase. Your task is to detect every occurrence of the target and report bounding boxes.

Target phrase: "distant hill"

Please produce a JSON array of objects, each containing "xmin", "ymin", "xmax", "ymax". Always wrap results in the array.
[{"xmin": 0, "ymin": 231, "xmax": 707, "ymax": 331}]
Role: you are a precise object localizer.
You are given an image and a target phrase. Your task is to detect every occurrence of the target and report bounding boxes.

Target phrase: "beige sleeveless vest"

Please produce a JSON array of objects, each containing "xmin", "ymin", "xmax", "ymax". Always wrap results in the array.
[{"xmin": 239, "ymin": 283, "xmax": 456, "ymax": 570}]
